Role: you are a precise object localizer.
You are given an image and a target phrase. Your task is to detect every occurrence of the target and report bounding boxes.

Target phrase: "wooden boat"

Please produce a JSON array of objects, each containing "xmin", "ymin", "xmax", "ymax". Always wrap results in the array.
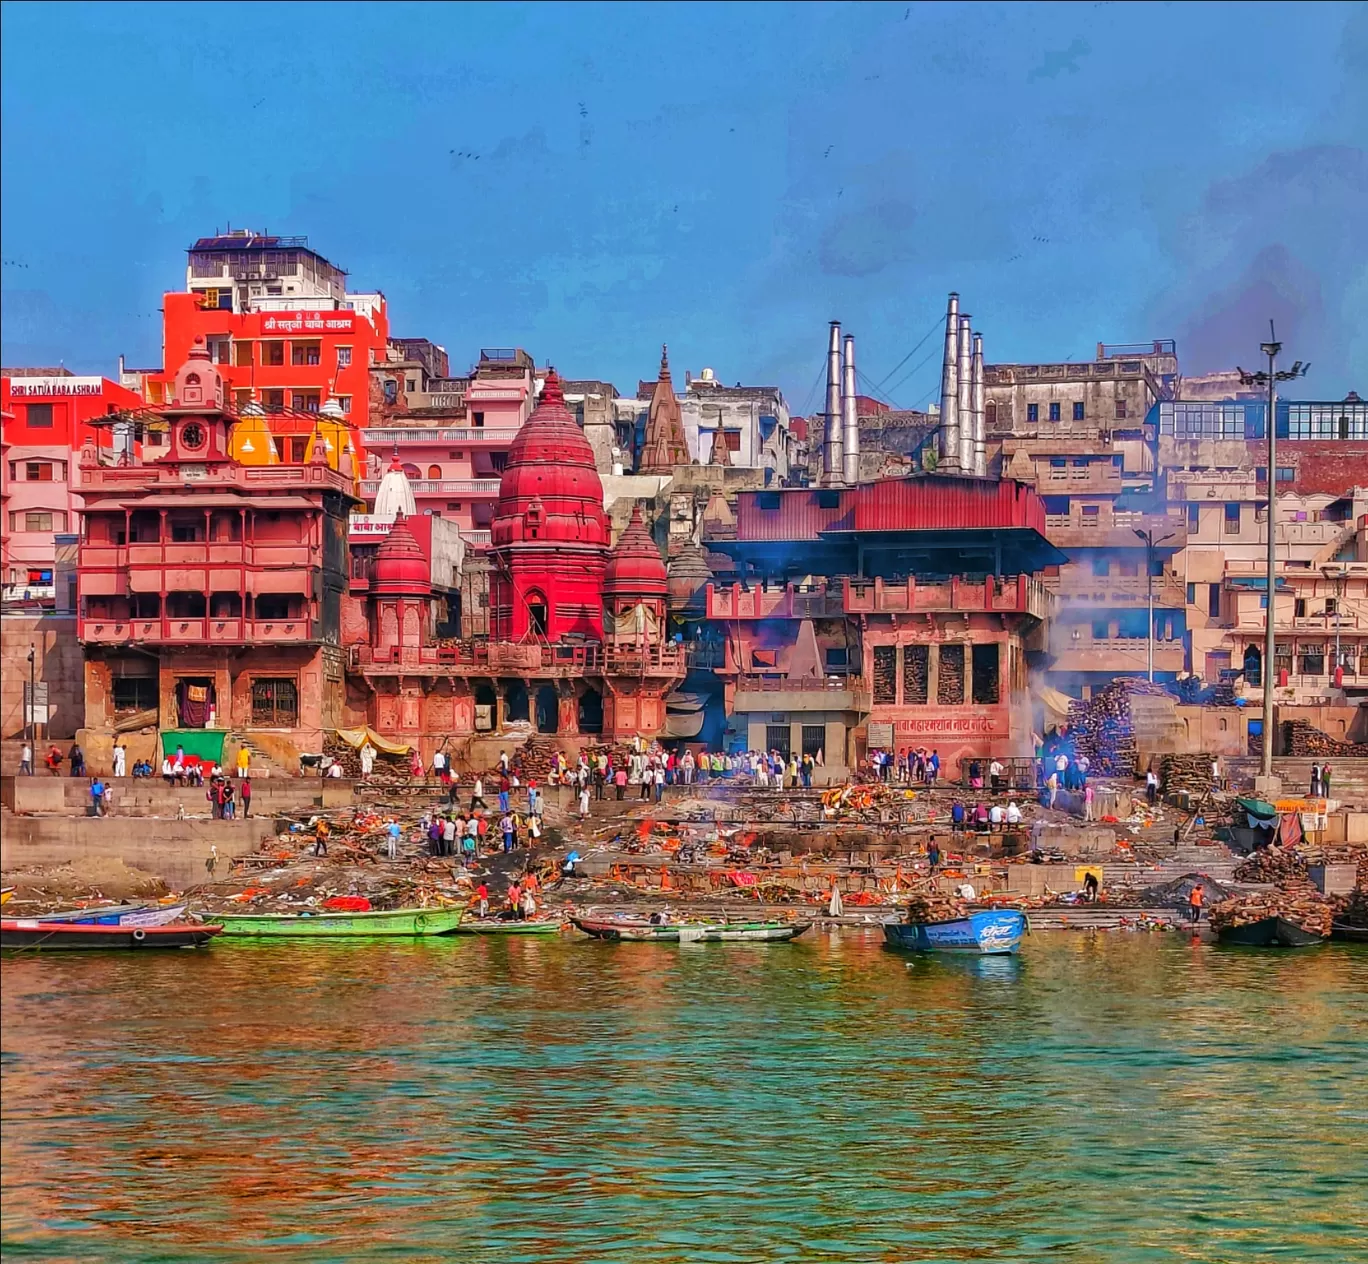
[
  {"xmin": 212, "ymin": 907, "xmax": 463, "ymax": 937},
  {"xmin": 1, "ymin": 920, "xmax": 221, "ymax": 950},
  {"xmin": 455, "ymin": 918, "xmax": 565, "ymax": 936},
  {"xmin": 0, "ymin": 888, "xmax": 13, "ymax": 905},
  {"xmin": 1216, "ymin": 916, "xmax": 1326, "ymax": 948},
  {"xmin": 571, "ymin": 916, "xmax": 810, "ymax": 942},
  {"xmin": 1331, "ymin": 923, "xmax": 1368, "ymax": 943},
  {"xmin": 883, "ymin": 909, "xmax": 1027, "ymax": 955},
  {"xmin": 39, "ymin": 903, "xmax": 187, "ymax": 928}
]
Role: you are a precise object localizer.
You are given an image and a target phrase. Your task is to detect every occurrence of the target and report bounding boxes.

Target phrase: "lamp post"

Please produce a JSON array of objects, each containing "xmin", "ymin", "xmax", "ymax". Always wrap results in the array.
[
  {"xmin": 1322, "ymin": 563, "xmax": 1348, "ymax": 690},
  {"xmin": 1238, "ymin": 323, "xmax": 1308, "ymax": 780},
  {"xmin": 1133, "ymin": 528, "xmax": 1176, "ymax": 682},
  {"xmin": 27, "ymin": 643, "xmax": 36, "ymax": 744}
]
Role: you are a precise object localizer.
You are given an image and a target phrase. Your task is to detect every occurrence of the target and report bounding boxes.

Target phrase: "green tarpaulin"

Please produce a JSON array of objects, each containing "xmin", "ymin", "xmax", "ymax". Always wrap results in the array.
[{"xmin": 161, "ymin": 730, "xmax": 227, "ymax": 765}]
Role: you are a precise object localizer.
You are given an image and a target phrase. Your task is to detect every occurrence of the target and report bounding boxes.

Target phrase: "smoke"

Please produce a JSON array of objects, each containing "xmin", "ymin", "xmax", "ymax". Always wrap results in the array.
[{"xmin": 1149, "ymin": 143, "xmax": 1368, "ymax": 389}]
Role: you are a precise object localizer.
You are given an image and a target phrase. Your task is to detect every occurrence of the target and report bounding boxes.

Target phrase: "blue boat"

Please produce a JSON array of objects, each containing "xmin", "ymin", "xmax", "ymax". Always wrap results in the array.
[{"xmin": 883, "ymin": 909, "xmax": 1027, "ymax": 955}]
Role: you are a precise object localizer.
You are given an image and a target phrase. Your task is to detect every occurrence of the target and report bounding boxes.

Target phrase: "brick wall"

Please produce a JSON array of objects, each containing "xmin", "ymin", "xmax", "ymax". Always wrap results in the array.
[{"xmin": 1, "ymin": 613, "xmax": 83, "ymax": 739}]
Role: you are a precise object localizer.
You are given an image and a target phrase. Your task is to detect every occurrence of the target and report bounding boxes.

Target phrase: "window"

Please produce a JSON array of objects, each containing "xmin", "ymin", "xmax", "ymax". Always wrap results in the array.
[
  {"xmin": 1325, "ymin": 598, "xmax": 1338, "ymax": 616},
  {"xmin": 170, "ymin": 520, "xmax": 203, "ymax": 543},
  {"xmin": 446, "ymin": 501, "xmax": 463, "ymax": 510},
  {"xmin": 205, "ymin": 336, "xmax": 231, "ymax": 364},
  {"xmin": 1186, "ymin": 583, "xmax": 1196, "ymax": 604},
  {"xmin": 816, "ymin": 490, "xmax": 841, "ymax": 508},
  {"xmin": 1294, "ymin": 598, "xmax": 1307, "ymax": 618},
  {"xmin": 1092, "ymin": 619, "xmax": 1110, "ymax": 640},
  {"xmin": 1081, "ymin": 504, "xmax": 1099, "ymax": 518},
  {"xmin": 472, "ymin": 410, "xmax": 485, "ymax": 427},
  {"xmin": 1277, "ymin": 467, "xmax": 1295, "ymax": 483},
  {"xmin": 1187, "ymin": 504, "xmax": 1200, "ymax": 531},
  {"xmin": 1208, "ymin": 584, "xmax": 1221, "ymax": 617},
  {"xmin": 427, "ymin": 465, "xmax": 442, "ymax": 479},
  {"xmin": 292, "ymin": 393, "xmax": 321, "ymax": 413},
  {"xmin": 262, "ymin": 390, "xmax": 285, "ymax": 413},
  {"xmin": 1072, "ymin": 402, "xmax": 1085, "ymax": 421},
  {"xmin": 336, "ymin": 346, "xmax": 353, "ymax": 368},
  {"xmin": 1120, "ymin": 560, "xmax": 1140, "ymax": 577},
  {"xmin": 261, "ymin": 341, "xmax": 285, "ymax": 366},
  {"xmin": 289, "ymin": 437, "xmax": 308, "ymax": 463},
  {"xmin": 251, "ymin": 678, "xmax": 299, "ymax": 727},
  {"xmin": 1027, "ymin": 403, "xmax": 1039, "ymax": 423},
  {"xmin": 383, "ymin": 380, "xmax": 398, "ymax": 405},
  {"xmin": 1300, "ymin": 651, "xmax": 1325, "ymax": 677},
  {"xmin": 26, "ymin": 403, "xmax": 53, "ymax": 428},
  {"xmin": 1092, "ymin": 557, "xmax": 1110, "ymax": 577},
  {"xmin": 13, "ymin": 510, "xmax": 63, "ymax": 532},
  {"xmin": 407, "ymin": 379, "xmax": 417, "ymax": 393},
  {"xmin": 1115, "ymin": 399, "xmax": 1128, "ymax": 419},
  {"xmin": 1260, "ymin": 595, "xmax": 1269, "ymax": 610},
  {"xmin": 1223, "ymin": 503, "xmax": 1241, "ymax": 534},
  {"xmin": 336, "ymin": 396, "xmax": 352, "ymax": 414},
  {"xmin": 824, "ymin": 647, "xmax": 849, "ymax": 670},
  {"xmin": 1050, "ymin": 458, "xmax": 1067, "ymax": 469},
  {"xmin": 235, "ymin": 340, "xmax": 254, "ymax": 367},
  {"xmin": 1049, "ymin": 402, "xmax": 1061, "ymax": 422},
  {"xmin": 765, "ymin": 725, "xmax": 792, "ymax": 761},
  {"xmin": 985, "ymin": 402, "xmax": 998, "ymax": 427},
  {"xmin": 291, "ymin": 341, "xmax": 321, "ymax": 366},
  {"xmin": 801, "ymin": 725, "xmax": 826, "ymax": 759},
  {"xmin": 758, "ymin": 492, "xmax": 781, "ymax": 510},
  {"xmin": 233, "ymin": 389, "xmax": 253, "ymax": 411},
  {"xmin": 25, "ymin": 461, "xmax": 55, "ymax": 481},
  {"xmin": 112, "ymin": 676, "xmax": 158, "ymax": 712},
  {"xmin": 254, "ymin": 594, "xmax": 293, "ymax": 620}
]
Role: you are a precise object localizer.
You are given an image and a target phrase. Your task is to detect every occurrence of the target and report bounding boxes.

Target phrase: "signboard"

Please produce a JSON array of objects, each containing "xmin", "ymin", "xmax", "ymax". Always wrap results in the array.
[
  {"xmin": 893, "ymin": 710, "xmax": 1010, "ymax": 739},
  {"xmin": 260, "ymin": 312, "xmax": 355, "ymax": 334},
  {"xmin": 8, "ymin": 376, "xmax": 105, "ymax": 397},
  {"xmin": 867, "ymin": 722, "xmax": 894, "ymax": 747},
  {"xmin": 24, "ymin": 682, "xmax": 49, "ymax": 727}
]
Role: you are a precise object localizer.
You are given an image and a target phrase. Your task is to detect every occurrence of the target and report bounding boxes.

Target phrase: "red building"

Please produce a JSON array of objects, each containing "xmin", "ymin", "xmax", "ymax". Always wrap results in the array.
[
  {"xmin": 704, "ymin": 476, "xmax": 1061, "ymax": 778},
  {"xmin": 347, "ymin": 371, "xmax": 684, "ymax": 747},
  {"xmin": 77, "ymin": 340, "xmax": 358, "ymax": 748}
]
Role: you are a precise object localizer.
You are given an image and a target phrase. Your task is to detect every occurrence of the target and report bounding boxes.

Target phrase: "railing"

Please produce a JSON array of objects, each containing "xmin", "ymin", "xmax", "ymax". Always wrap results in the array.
[
  {"xmin": 362, "ymin": 427, "xmax": 518, "ymax": 444},
  {"xmin": 462, "ymin": 529, "xmax": 492, "ymax": 545},
  {"xmin": 359, "ymin": 478, "xmax": 500, "ymax": 496},
  {"xmin": 351, "ymin": 641, "xmax": 685, "ymax": 674},
  {"xmin": 81, "ymin": 617, "xmax": 314, "ymax": 645},
  {"xmin": 1052, "ymin": 575, "xmax": 1187, "ymax": 606},
  {"xmin": 734, "ymin": 675, "xmax": 866, "ymax": 693}
]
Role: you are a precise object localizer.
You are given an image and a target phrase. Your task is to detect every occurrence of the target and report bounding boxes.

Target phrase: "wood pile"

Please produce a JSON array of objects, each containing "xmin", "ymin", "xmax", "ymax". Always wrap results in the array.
[
  {"xmin": 903, "ymin": 645, "xmax": 929, "ymax": 705},
  {"xmin": 1281, "ymin": 720, "xmax": 1368, "ymax": 758},
  {"xmin": 1233, "ymin": 844, "xmax": 1308, "ymax": 884},
  {"xmin": 902, "ymin": 891, "xmax": 969, "ymax": 924},
  {"xmin": 1332, "ymin": 885, "xmax": 1368, "ymax": 927},
  {"xmin": 1208, "ymin": 891, "xmax": 1333, "ymax": 937},
  {"xmin": 1067, "ymin": 678, "xmax": 1171, "ymax": 772},
  {"xmin": 937, "ymin": 644, "xmax": 965, "ymax": 705},
  {"xmin": 1161, "ymin": 752, "xmax": 1215, "ymax": 796},
  {"xmin": 873, "ymin": 646, "xmax": 898, "ymax": 706}
]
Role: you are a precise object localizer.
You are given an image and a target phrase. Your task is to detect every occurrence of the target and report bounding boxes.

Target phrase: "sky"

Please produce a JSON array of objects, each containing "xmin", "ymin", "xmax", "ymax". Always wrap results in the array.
[{"xmin": 2, "ymin": 1, "xmax": 1364, "ymax": 414}]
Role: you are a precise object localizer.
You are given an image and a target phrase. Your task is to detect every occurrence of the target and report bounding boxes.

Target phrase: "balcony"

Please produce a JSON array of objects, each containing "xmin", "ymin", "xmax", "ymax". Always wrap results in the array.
[
  {"xmin": 1052, "ymin": 574, "xmax": 1188, "ymax": 609},
  {"xmin": 1049, "ymin": 638, "xmax": 1185, "ymax": 674},
  {"xmin": 732, "ymin": 675, "xmax": 872, "ymax": 714},
  {"xmin": 1043, "ymin": 511, "xmax": 1186, "ymax": 551},
  {"xmin": 362, "ymin": 426, "xmax": 519, "ymax": 446},
  {"xmin": 80, "ymin": 617, "xmax": 317, "ymax": 646},
  {"xmin": 349, "ymin": 641, "xmax": 685, "ymax": 677},
  {"xmin": 359, "ymin": 478, "xmax": 501, "ymax": 497},
  {"xmin": 705, "ymin": 583, "xmax": 845, "ymax": 620},
  {"xmin": 844, "ymin": 575, "xmax": 1053, "ymax": 620}
]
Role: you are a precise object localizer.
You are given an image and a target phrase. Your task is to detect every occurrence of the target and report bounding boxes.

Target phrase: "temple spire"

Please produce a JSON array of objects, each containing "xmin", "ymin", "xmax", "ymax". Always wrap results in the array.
[{"xmin": 638, "ymin": 344, "xmax": 691, "ymax": 473}]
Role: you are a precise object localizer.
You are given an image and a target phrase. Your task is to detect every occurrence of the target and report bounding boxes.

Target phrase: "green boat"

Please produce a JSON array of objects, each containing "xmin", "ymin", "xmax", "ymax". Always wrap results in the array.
[
  {"xmin": 212, "ymin": 907, "xmax": 463, "ymax": 937},
  {"xmin": 454, "ymin": 918, "xmax": 564, "ymax": 936}
]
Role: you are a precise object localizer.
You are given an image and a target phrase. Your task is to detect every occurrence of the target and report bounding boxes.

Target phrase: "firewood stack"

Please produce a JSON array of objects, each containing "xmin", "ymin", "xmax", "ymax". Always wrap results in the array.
[
  {"xmin": 1208, "ymin": 892, "xmax": 1333, "ymax": 937},
  {"xmin": 1233, "ymin": 844, "xmax": 1309, "ymax": 884},
  {"xmin": 937, "ymin": 644, "xmax": 965, "ymax": 706},
  {"xmin": 902, "ymin": 891, "xmax": 969, "ymax": 924},
  {"xmin": 1161, "ymin": 752, "xmax": 1215, "ymax": 796},
  {"xmin": 1282, "ymin": 719, "xmax": 1368, "ymax": 758},
  {"xmin": 1067, "ymin": 678, "xmax": 1171, "ymax": 772},
  {"xmin": 323, "ymin": 735, "xmax": 363, "ymax": 778}
]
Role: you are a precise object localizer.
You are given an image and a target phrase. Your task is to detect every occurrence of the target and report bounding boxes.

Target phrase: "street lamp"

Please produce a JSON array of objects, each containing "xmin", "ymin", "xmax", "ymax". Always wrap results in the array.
[
  {"xmin": 1133, "ymin": 528, "xmax": 1176, "ymax": 682},
  {"xmin": 1321, "ymin": 563, "xmax": 1349, "ymax": 691},
  {"xmin": 1238, "ymin": 321, "xmax": 1309, "ymax": 781},
  {"xmin": 26, "ymin": 643, "xmax": 36, "ymax": 745}
]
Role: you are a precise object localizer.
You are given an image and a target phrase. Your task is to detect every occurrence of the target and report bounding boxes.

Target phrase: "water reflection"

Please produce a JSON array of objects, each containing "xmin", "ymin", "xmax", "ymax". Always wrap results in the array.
[{"xmin": 2, "ymin": 934, "xmax": 1365, "ymax": 1262}]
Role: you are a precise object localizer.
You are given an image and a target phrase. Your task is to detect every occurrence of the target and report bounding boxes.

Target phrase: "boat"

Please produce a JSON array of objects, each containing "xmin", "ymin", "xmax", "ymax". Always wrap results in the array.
[
  {"xmin": 571, "ymin": 916, "xmax": 810, "ymax": 942},
  {"xmin": 1, "ymin": 920, "xmax": 221, "ymax": 950},
  {"xmin": 1331, "ymin": 923, "xmax": 1368, "ymax": 943},
  {"xmin": 1215, "ymin": 917, "xmax": 1326, "ymax": 948},
  {"xmin": 0, "ymin": 888, "xmax": 13, "ymax": 905},
  {"xmin": 211, "ymin": 907, "xmax": 464, "ymax": 937},
  {"xmin": 455, "ymin": 918, "xmax": 565, "ymax": 936},
  {"xmin": 36, "ymin": 903, "xmax": 187, "ymax": 928},
  {"xmin": 882, "ymin": 909, "xmax": 1027, "ymax": 955}
]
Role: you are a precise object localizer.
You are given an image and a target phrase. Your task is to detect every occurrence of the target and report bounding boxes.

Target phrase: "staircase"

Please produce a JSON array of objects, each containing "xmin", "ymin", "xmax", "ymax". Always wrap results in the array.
[{"xmin": 226, "ymin": 733, "xmax": 289, "ymax": 779}]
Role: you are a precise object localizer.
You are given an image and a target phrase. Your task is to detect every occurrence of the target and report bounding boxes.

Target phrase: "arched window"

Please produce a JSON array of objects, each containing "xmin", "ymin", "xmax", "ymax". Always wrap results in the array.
[
  {"xmin": 985, "ymin": 401, "xmax": 997, "ymax": 427},
  {"xmin": 526, "ymin": 590, "xmax": 549, "ymax": 637},
  {"xmin": 427, "ymin": 464, "xmax": 442, "ymax": 479},
  {"xmin": 402, "ymin": 463, "xmax": 421, "ymax": 479}
]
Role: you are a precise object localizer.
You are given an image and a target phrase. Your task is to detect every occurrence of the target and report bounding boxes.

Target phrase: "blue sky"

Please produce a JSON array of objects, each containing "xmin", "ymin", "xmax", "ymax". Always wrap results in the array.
[{"xmin": 2, "ymin": 1, "xmax": 1364, "ymax": 412}]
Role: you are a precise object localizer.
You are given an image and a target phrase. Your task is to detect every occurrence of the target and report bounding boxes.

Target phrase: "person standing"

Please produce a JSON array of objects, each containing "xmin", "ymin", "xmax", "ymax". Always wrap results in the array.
[
  {"xmin": 472, "ymin": 777, "xmax": 485, "ymax": 811},
  {"xmin": 19, "ymin": 741, "xmax": 33, "ymax": 775},
  {"xmin": 579, "ymin": 782, "xmax": 591, "ymax": 818},
  {"xmin": 386, "ymin": 818, "xmax": 401, "ymax": 861},
  {"xmin": 951, "ymin": 801, "xmax": 965, "ymax": 835},
  {"xmin": 313, "ymin": 819, "xmax": 330, "ymax": 857},
  {"xmin": 475, "ymin": 882, "xmax": 489, "ymax": 919},
  {"xmin": 827, "ymin": 882, "xmax": 844, "ymax": 918},
  {"xmin": 359, "ymin": 741, "xmax": 376, "ymax": 778},
  {"xmin": 653, "ymin": 764, "xmax": 665, "ymax": 803},
  {"xmin": 69, "ymin": 742, "xmax": 85, "ymax": 777},
  {"xmin": 1145, "ymin": 767, "xmax": 1159, "ymax": 806},
  {"xmin": 235, "ymin": 744, "xmax": 250, "ymax": 780},
  {"xmin": 1322, "ymin": 764, "xmax": 1333, "ymax": 799},
  {"xmin": 112, "ymin": 742, "xmax": 127, "ymax": 779},
  {"xmin": 1310, "ymin": 762, "xmax": 1322, "ymax": 798},
  {"xmin": 499, "ymin": 775, "xmax": 511, "ymax": 815},
  {"xmin": 927, "ymin": 750, "xmax": 940, "ymax": 785},
  {"xmin": 241, "ymin": 776, "xmax": 252, "ymax": 818},
  {"xmin": 1083, "ymin": 782, "xmax": 1095, "ymax": 822},
  {"xmin": 501, "ymin": 812, "xmax": 515, "ymax": 853},
  {"xmin": 989, "ymin": 758, "xmax": 1004, "ymax": 794},
  {"xmin": 1083, "ymin": 870, "xmax": 1100, "ymax": 902},
  {"xmin": 89, "ymin": 776, "xmax": 104, "ymax": 817},
  {"xmin": 1187, "ymin": 882, "xmax": 1204, "ymax": 927},
  {"xmin": 927, "ymin": 837, "xmax": 941, "ymax": 871}
]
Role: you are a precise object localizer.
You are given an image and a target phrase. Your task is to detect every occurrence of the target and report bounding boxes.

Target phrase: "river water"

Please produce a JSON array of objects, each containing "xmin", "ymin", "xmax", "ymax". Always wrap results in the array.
[{"xmin": 2, "ymin": 931, "xmax": 1365, "ymax": 1263}]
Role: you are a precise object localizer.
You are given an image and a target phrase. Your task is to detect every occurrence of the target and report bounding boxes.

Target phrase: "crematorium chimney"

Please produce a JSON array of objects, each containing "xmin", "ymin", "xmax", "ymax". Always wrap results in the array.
[
  {"xmin": 824, "ymin": 320, "xmax": 844, "ymax": 485},
  {"xmin": 938, "ymin": 293, "xmax": 961, "ymax": 471},
  {"xmin": 841, "ymin": 333, "xmax": 859, "ymax": 486}
]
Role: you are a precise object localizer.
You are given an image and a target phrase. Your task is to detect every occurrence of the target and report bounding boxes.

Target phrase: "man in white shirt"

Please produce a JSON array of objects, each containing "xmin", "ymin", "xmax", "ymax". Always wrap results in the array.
[
  {"xmin": 1005, "ymin": 800, "xmax": 1022, "ymax": 826},
  {"xmin": 989, "ymin": 758, "xmax": 1004, "ymax": 792}
]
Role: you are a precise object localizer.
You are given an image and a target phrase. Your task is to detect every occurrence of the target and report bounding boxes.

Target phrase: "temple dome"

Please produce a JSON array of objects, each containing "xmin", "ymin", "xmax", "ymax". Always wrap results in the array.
[
  {"xmin": 373, "ymin": 452, "xmax": 417, "ymax": 520},
  {"xmin": 604, "ymin": 504, "xmax": 667, "ymax": 600},
  {"xmin": 666, "ymin": 539, "xmax": 714, "ymax": 617},
  {"xmin": 491, "ymin": 369, "xmax": 608, "ymax": 548},
  {"xmin": 370, "ymin": 514, "xmax": 430, "ymax": 596}
]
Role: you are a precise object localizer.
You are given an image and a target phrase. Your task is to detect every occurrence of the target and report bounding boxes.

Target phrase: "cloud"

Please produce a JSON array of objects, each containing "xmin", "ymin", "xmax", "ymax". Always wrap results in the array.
[
  {"xmin": 1027, "ymin": 38, "xmax": 1091, "ymax": 82},
  {"xmin": 816, "ymin": 198, "xmax": 918, "ymax": 278}
]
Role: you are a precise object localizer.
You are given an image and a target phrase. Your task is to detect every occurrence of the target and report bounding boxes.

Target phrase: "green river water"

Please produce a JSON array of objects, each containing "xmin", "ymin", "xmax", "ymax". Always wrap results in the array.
[{"xmin": 2, "ymin": 931, "xmax": 1365, "ymax": 1263}]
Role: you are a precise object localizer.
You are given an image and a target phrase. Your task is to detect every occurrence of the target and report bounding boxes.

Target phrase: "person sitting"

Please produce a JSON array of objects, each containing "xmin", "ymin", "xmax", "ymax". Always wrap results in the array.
[
  {"xmin": 1005, "ymin": 800, "xmax": 1022, "ymax": 826},
  {"xmin": 162, "ymin": 756, "xmax": 175, "ymax": 786}
]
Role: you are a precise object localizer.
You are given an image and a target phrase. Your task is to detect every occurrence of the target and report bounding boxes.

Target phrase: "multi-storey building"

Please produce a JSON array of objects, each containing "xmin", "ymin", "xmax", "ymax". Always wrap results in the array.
[
  {"xmin": 0, "ymin": 370, "xmax": 145, "ymax": 602},
  {"xmin": 77, "ymin": 341, "xmax": 357, "ymax": 747}
]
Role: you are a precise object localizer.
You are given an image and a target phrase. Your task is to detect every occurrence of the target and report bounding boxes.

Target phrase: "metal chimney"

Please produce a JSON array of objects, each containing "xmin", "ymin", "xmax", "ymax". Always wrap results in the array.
[
  {"xmin": 957, "ymin": 316, "xmax": 974, "ymax": 474},
  {"xmin": 824, "ymin": 321, "xmax": 843, "ymax": 485},
  {"xmin": 842, "ymin": 333, "xmax": 859, "ymax": 486},
  {"xmin": 938, "ymin": 294, "xmax": 960, "ymax": 469},
  {"xmin": 971, "ymin": 332, "xmax": 986, "ymax": 476}
]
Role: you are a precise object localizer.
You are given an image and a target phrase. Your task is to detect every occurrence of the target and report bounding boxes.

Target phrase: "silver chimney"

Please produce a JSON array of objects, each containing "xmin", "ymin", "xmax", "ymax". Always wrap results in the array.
[
  {"xmin": 971, "ymin": 332, "xmax": 986, "ymax": 476},
  {"xmin": 938, "ymin": 293, "xmax": 960, "ymax": 469},
  {"xmin": 841, "ymin": 333, "xmax": 859, "ymax": 486},
  {"xmin": 824, "ymin": 320, "xmax": 843, "ymax": 485},
  {"xmin": 956, "ymin": 316, "xmax": 974, "ymax": 474}
]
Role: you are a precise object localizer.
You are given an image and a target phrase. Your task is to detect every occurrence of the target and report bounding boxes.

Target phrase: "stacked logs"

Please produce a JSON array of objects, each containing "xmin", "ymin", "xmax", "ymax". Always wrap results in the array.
[
  {"xmin": 902, "ymin": 891, "xmax": 969, "ymax": 924},
  {"xmin": 1233, "ymin": 844, "xmax": 1308, "ymax": 884},
  {"xmin": 1282, "ymin": 719, "xmax": 1368, "ymax": 758},
  {"xmin": 1161, "ymin": 752, "xmax": 1216, "ymax": 796},
  {"xmin": 1208, "ymin": 891, "xmax": 1333, "ymax": 937},
  {"xmin": 1067, "ymin": 678, "xmax": 1171, "ymax": 772},
  {"xmin": 937, "ymin": 644, "xmax": 966, "ymax": 706}
]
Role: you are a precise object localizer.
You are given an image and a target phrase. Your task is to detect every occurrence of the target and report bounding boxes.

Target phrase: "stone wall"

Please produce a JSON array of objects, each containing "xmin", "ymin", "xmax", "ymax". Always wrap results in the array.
[{"xmin": 0, "ymin": 612, "xmax": 83, "ymax": 739}]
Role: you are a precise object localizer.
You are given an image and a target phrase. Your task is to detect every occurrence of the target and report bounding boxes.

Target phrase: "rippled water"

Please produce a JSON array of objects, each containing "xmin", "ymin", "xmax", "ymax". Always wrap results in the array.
[{"xmin": 2, "ymin": 931, "xmax": 1365, "ymax": 1263}]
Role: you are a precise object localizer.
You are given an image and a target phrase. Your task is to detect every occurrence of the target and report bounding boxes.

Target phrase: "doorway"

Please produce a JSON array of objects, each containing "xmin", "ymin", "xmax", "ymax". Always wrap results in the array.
[
  {"xmin": 577, "ymin": 687, "xmax": 604, "ymax": 734},
  {"xmin": 535, "ymin": 685, "xmax": 559, "ymax": 734}
]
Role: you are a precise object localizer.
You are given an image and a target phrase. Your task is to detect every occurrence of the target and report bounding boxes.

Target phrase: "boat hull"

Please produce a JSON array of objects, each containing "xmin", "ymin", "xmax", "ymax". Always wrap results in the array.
[
  {"xmin": 1331, "ymin": 923, "xmax": 1368, "ymax": 943},
  {"xmin": 455, "ymin": 920, "xmax": 564, "ymax": 936},
  {"xmin": 572, "ymin": 917, "xmax": 810, "ymax": 943},
  {"xmin": 884, "ymin": 909, "xmax": 1026, "ymax": 955},
  {"xmin": 213, "ymin": 908, "xmax": 463, "ymax": 937},
  {"xmin": 1, "ymin": 921, "xmax": 221, "ymax": 950},
  {"xmin": 1217, "ymin": 916, "xmax": 1326, "ymax": 947}
]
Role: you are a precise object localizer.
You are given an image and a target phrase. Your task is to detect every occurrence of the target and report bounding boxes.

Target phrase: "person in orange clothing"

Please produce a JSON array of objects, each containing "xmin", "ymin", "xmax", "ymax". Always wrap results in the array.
[{"xmin": 1188, "ymin": 882, "xmax": 1204, "ymax": 926}]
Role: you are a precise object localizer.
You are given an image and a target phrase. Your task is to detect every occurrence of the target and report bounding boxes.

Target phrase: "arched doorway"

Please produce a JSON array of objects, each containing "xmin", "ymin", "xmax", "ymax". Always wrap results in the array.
[
  {"xmin": 503, "ymin": 680, "xmax": 529, "ymax": 724},
  {"xmin": 1243, "ymin": 644, "xmax": 1262, "ymax": 686},
  {"xmin": 577, "ymin": 687, "xmax": 604, "ymax": 734},
  {"xmin": 526, "ymin": 590, "xmax": 549, "ymax": 637},
  {"xmin": 535, "ymin": 685, "xmax": 559, "ymax": 734}
]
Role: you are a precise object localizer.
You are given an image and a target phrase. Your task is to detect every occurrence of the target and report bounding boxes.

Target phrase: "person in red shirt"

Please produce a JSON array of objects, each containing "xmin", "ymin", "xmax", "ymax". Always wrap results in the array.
[
  {"xmin": 474, "ymin": 882, "xmax": 489, "ymax": 919},
  {"xmin": 506, "ymin": 881, "xmax": 523, "ymax": 920}
]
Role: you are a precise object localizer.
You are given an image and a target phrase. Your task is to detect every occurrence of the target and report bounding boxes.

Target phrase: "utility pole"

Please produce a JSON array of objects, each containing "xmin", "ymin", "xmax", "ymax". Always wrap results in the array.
[
  {"xmin": 1239, "ymin": 323, "xmax": 1308, "ymax": 786},
  {"xmin": 1133, "ymin": 528, "xmax": 1175, "ymax": 682},
  {"xmin": 27, "ymin": 643, "xmax": 36, "ymax": 745}
]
